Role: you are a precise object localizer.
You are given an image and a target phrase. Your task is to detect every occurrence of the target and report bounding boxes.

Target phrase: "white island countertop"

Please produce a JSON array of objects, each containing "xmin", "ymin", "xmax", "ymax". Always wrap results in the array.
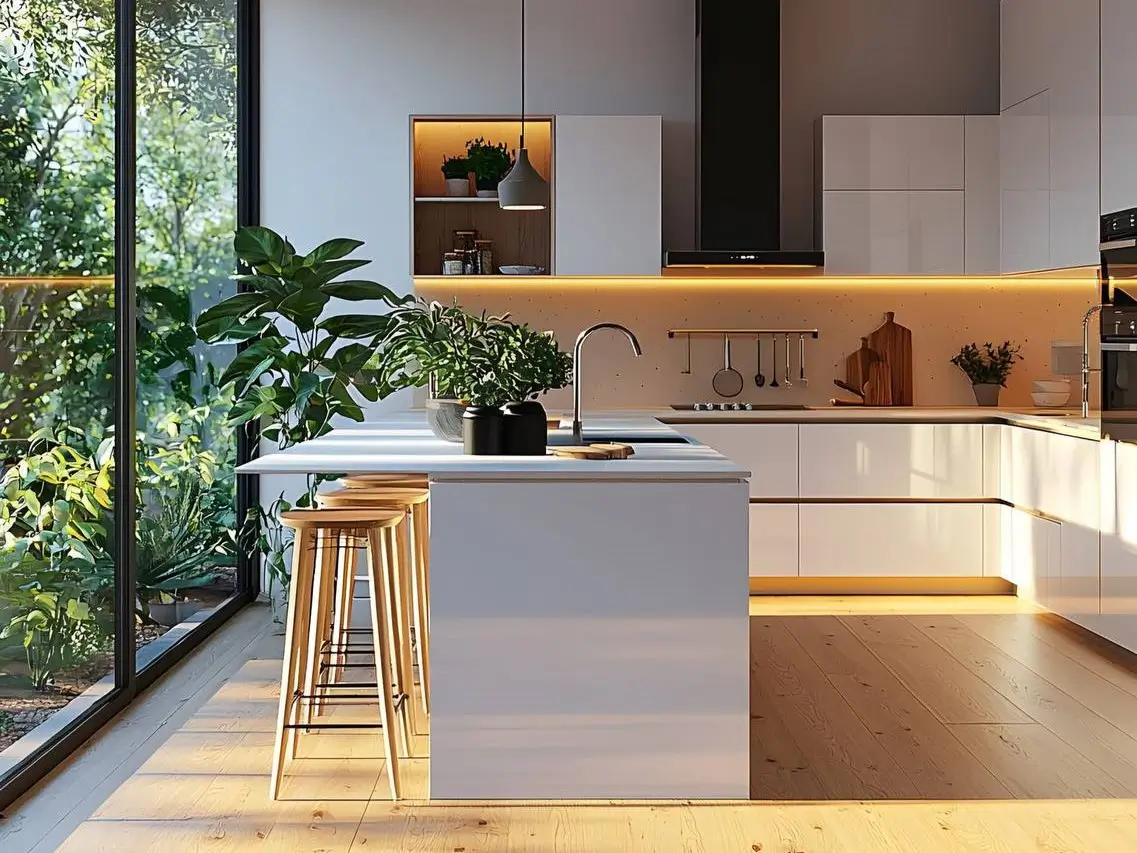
[{"xmin": 236, "ymin": 413, "xmax": 750, "ymax": 480}]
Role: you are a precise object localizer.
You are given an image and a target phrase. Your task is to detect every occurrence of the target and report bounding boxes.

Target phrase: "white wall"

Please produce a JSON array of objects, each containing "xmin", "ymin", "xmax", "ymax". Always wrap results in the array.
[
  {"xmin": 780, "ymin": 0, "xmax": 1001, "ymax": 250},
  {"xmin": 261, "ymin": 0, "xmax": 697, "ymax": 295}
]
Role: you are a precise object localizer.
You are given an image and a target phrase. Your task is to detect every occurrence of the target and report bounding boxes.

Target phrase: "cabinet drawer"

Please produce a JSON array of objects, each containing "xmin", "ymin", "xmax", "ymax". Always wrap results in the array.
[
  {"xmin": 678, "ymin": 424, "xmax": 798, "ymax": 498},
  {"xmin": 799, "ymin": 503, "xmax": 984, "ymax": 577},
  {"xmin": 798, "ymin": 424, "xmax": 984, "ymax": 498},
  {"xmin": 749, "ymin": 504, "xmax": 798, "ymax": 577}
]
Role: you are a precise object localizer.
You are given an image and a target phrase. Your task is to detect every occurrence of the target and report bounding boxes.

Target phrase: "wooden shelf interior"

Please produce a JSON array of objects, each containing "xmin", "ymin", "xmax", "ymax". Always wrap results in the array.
[{"xmin": 411, "ymin": 118, "xmax": 553, "ymax": 276}]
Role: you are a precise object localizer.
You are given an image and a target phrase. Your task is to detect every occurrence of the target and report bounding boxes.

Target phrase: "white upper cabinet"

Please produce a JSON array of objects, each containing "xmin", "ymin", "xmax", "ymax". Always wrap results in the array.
[
  {"xmin": 999, "ymin": 0, "xmax": 1100, "ymax": 271},
  {"xmin": 553, "ymin": 115, "xmax": 662, "ymax": 276},
  {"xmin": 1000, "ymin": 0, "xmax": 1050, "ymax": 112},
  {"xmin": 1000, "ymin": 90, "xmax": 1051, "ymax": 274},
  {"xmin": 965, "ymin": 116, "xmax": 1001, "ymax": 275},
  {"xmin": 820, "ymin": 116, "xmax": 964, "ymax": 191},
  {"xmin": 1101, "ymin": 0, "xmax": 1137, "ymax": 213},
  {"xmin": 822, "ymin": 190, "xmax": 964, "ymax": 275}
]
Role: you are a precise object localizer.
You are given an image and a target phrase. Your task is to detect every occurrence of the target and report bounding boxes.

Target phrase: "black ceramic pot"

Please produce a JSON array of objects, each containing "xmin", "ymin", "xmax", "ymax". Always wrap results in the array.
[
  {"xmin": 501, "ymin": 400, "xmax": 547, "ymax": 456},
  {"xmin": 462, "ymin": 405, "xmax": 504, "ymax": 455}
]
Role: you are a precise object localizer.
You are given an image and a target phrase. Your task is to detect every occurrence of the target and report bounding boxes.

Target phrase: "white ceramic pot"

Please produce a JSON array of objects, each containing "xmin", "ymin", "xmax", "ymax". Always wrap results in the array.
[
  {"xmin": 476, "ymin": 189, "xmax": 498, "ymax": 199},
  {"xmin": 444, "ymin": 178, "xmax": 469, "ymax": 197}
]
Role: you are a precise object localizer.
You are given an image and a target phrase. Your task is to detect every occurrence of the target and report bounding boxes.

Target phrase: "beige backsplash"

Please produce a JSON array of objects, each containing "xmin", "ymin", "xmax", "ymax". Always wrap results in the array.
[{"xmin": 415, "ymin": 277, "xmax": 1098, "ymax": 410}]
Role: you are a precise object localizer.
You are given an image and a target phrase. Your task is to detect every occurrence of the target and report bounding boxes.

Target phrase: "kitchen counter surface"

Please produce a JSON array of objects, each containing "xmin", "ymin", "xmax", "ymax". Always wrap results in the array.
[
  {"xmin": 650, "ymin": 406, "xmax": 1101, "ymax": 440},
  {"xmin": 236, "ymin": 413, "xmax": 749, "ymax": 480}
]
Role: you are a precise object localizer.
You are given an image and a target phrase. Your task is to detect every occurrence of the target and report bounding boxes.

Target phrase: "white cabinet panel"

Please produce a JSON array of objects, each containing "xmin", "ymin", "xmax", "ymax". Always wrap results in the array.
[
  {"xmin": 799, "ymin": 503, "xmax": 983, "ymax": 577},
  {"xmin": 798, "ymin": 424, "xmax": 984, "ymax": 499},
  {"xmin": 1101, "ymin": 0, "xmax": 1137, "ymax": 212},
  {"xmin": 553, "ymin": 115, "xmax": 662, "ymax": 276},
  {"xmin": 820, "ymin": 116, "xmax": 964, "ymax": 191},
  {"xmin": 1000, "ymin": 0, "xmax": 1051, "ymax": 112},
  {"xmin": 1000, "ymin": 90, "xmax": 1051, "ymax": 274},
  {"xmin": 822, "ymin": 191, "xmax": 908, "ymax": 275},
  {"xmin": 749, "ymin": 504, "xmax": 798, "ymax": 577},
  {"xmin": 1047, "ymin": 0, "xmax": 1099, "ymax": 268},
  {"xmin": 678, "ymin": 424, "xmax": 798, "ymax": 499},
  {"xmin": 990, "ymin": 505, "xmax": 1058, "ymax": 607},
  {"xmin": 981, "ymin": 424, "xmax": 1003, "ymax": 499},
  {"xmin": 965, "ymin": 116, "xmax": 1001, "ymax": 275},
  {"xmin": 909, "ymin": 191, "xmax": 965, "ymax": 275},
  {"xmin": 1001, "ymin": 428, "xmax": 1099, "ymax": 528},
  {"xmin": 822, "ymin": 191, "xmax": 964, "ymax": 275},
  {"xmin": 1058, "ymin": 520, "xmax": 1100, "ymax": 619},
  {"xmin": 1101, "ymin": 440, "xmax": 1137, "ymax": 616}
]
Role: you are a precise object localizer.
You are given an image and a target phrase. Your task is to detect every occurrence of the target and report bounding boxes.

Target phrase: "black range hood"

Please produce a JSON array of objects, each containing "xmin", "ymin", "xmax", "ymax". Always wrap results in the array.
[{"xmin": 664, "ymin": 0, "xmax": 823, "ymax": 270}]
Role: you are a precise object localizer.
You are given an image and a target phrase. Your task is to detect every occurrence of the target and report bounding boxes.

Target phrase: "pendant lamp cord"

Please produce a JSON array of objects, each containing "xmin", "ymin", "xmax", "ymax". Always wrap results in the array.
[{"xmin": 519, "ymin": 0, "xmax": 526, "ymax": 149}]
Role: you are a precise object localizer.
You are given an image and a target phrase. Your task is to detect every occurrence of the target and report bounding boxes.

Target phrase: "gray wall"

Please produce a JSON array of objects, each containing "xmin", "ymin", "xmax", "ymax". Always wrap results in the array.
[
  {"xmin": 780, "ymin": 0, "xmax": 1001, "ymax": 249},
  {"xmin": 261, "ymin": 0, "xmax": 697, "ymax": 289}
]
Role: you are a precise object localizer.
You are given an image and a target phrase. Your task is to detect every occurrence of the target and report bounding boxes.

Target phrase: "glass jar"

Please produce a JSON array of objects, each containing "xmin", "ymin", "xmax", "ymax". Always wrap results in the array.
[
  {"xmin": 475, "ymin": 239, "xmax": 494, "ymax": 275},
  {"xmin": 453, "ymin": 229, "xmax": 478, "ymax": 254},
  {"xmin": 462, "ymin": 250, "xmax": 477, "ymax": 275},
  {"xmin": 442, "ymin": 251, "xmax": 464, "ymax": 275}
]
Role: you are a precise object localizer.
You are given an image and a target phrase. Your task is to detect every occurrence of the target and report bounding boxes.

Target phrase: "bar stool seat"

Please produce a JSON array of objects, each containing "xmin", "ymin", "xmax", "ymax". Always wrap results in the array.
[
  {"xmin": 271, "ymin": 508, "xmax": 411, "ymax": 801},
  {"xmin": 316, "ymin": 487, "xmax": 431, "ymax": 726},
  {"xmin": 341, "ymin": 473, "xmax": 429, "ymax": 489}
]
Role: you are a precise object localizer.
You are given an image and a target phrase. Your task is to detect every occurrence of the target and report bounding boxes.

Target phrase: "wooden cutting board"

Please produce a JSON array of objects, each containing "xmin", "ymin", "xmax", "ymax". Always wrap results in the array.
[
  {"xmin": 867, "ymin": 311, "xmax": 913, "ymax": 406},
  {"xmin": 550, "ymin": 443, "xmax": 635, "ymax": 460},
  {"xmin": 863, "ymin": 360, "xmax": 893, "ymax": 406},
  {"xmin": 845, "ymin": 338, "xmax": 881, "ymax": 393}
]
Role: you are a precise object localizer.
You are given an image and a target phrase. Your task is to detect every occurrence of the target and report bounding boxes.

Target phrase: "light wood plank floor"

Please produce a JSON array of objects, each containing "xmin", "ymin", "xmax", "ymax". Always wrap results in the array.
[{"xmin": 9, "ymin": 596, "xmax": 1137, "ymax": 852}]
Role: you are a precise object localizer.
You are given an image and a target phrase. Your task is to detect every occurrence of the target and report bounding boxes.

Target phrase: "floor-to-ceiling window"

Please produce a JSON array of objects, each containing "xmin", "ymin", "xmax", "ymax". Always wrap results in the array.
[{"xmin": 0, "ymin": 0, "xmax": 258, "ymax": 806}]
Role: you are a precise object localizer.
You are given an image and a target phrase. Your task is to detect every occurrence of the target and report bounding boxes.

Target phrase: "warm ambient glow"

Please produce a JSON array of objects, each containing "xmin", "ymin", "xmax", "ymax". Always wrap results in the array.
[
  {"xmin": 0, "ymin": 275, "xmax": 115, "ymax": 287},
  {"xmin": 415, "ymin": 274, "xmax": 1097, "ymax": 289}
]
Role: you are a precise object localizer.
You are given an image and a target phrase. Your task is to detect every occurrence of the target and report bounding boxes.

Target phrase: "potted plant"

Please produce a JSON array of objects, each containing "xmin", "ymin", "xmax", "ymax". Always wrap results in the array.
[
  {"xmin": 196, "ymin": 226, "xmax": 409, "ymax": 599},
  {"xmin": 466, "ymin": 137, "xmax": 513, "ymax": 198},
  {"xmin": 441, "ymin": 155, "xmax": 471, "ymax": 197},
  {"xmin": 490, "ymin": 324, "xmax": 572, "ymax": 455},
  {"xmin": 951, "ymin": 341, "xmax": 1022, "ymax": 406}
]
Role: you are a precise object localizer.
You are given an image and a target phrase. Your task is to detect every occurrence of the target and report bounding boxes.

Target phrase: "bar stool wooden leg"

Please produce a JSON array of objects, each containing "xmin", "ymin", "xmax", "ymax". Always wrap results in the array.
[
  {"xmin": 270, "ymin": 525, "xmax": 316, "ymax": 800},
  {"xmin": 388, "ymin": 525, "xmax": 416, "ymax": 759},
  {"xmin": 329, "ymin": 531, "xmax": 353, "ymax": 683},
  {"xmin": 365, "ymin": 527, "xmax": 402, "ymax": 800},
  {"xmin": 305, "ymin": 533, "xmax": 336, "ymax": 720},
  {"xmin": 412, "ymin": 502, "xmax": 431, "ymax": 713}
]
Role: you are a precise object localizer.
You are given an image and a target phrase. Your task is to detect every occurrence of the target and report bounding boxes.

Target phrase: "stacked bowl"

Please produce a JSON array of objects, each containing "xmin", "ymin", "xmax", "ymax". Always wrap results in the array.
[{"xmin": 1031, "ymin": 378, "xmax": 1071, "ymax": 408}]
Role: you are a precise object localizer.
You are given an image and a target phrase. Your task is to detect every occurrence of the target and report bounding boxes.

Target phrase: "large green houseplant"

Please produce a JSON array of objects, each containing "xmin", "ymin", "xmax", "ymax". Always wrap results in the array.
[
  {"xmin": 196, "ymin": 226, "xmax": 408, "ymax": 594},
  {"xmin": 373, "ymin": 299, "xmax": 571, "ymax": 453}
]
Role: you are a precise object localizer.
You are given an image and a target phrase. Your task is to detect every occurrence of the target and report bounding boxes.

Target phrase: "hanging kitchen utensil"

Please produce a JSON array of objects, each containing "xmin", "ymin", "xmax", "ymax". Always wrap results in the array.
[
  {"xmin": 711, "ymin": 335, "xmax": 744, "ymax": 398},
  {"xmin": 783, "ymin": 334, "xmax": 793, "ymax": 388},
  {"xmin": 769, "ymin": 337, "xmax": 780, "ymax": 388},
  {"xmin": 798, "ymin": 334, "xmax": 808, "ymax": 386},
  {"xmin": 754, "ymin": 336, "xmax": 766, "ymax": 388},
  {"xmin": 867, "ymin": 311, "xmax": 913, "ymax": 406},
  {"xmin": 681, "ymin": 333, "xmax": 691, "ymax": 374},
  {"xmin": 833, "ymin": 379, "xmax": 865, "ymax": 399}
]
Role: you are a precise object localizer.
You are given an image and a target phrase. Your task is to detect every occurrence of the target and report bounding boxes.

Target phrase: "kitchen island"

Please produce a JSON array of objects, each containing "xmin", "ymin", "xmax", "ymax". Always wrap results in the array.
[{"xmin": 238, "ymin": 414, "xmax": 751, "ymax": 800}]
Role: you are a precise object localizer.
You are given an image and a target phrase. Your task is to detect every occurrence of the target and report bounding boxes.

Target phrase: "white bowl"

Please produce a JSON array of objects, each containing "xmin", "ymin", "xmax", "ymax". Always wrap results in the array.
[
  {"xmin": 499, "ymin": 265, "xmax": 545, "ymax": 276},
  {"xmin": 1031, "ymin": 391, "xmax": 1071, "ymax": 408},
  {"xmin": 1032, "ymin": 378, "xmax": 1071, "ymax": 393}
]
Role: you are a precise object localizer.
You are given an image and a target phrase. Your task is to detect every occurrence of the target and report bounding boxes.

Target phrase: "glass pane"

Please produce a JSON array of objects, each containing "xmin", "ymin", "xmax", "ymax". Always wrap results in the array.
[
  {"xmin": 134, "ymin": 0, "xmax": 241, "ymax": 665},
  {"xmin": 0, "ymin": 4, "xmax": 118, "ymax": 763}
]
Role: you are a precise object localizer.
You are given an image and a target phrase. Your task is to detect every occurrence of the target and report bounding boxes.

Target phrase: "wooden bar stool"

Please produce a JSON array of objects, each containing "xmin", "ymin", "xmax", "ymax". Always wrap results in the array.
[
  {"xmin": 271, "ymin": 509, "xmax": 412, "ymax": 801},
  {"xmin": 342, "ymin": 473, "xmax": 429, "ymax": 489},
  {"xmin": 316, "ymin": 487, "xmax": 431, "ymax": 726}
]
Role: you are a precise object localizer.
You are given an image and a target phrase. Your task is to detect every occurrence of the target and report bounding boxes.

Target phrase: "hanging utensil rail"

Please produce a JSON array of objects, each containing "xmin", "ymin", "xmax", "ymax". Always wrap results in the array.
[{"xmin": 667, "ymin": 328, "xmax": 819, "ymax": 339}]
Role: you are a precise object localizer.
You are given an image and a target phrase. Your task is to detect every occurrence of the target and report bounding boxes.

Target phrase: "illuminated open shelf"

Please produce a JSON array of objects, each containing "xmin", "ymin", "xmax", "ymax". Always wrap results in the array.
[{"xmin": 411, "ymin": 116, "xmax": 553, "ymax": 276}]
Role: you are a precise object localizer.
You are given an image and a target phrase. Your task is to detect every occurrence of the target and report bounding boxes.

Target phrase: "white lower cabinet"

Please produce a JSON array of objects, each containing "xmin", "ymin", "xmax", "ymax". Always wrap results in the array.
[
  {"xmin": 798, "ymin": 503, "xmax": 983, "ymax": 577},
  {"xmin": 679, "ymin": 423, "xmax": 798, "ymax": 499},
  {"xmin": 749, "ymin": 504, "xmax": 798, "ymax": 577},
  {"xmin": 1101, "ymin": 440, "xmax": 1137, "ymax": 618},
  {"xmin": 990, "ymin": 505, "xmax": 1060, "ymax": 607},
  {"xmin": 798, "ymin": 423, "xmax": 984, "ymax": 499}
]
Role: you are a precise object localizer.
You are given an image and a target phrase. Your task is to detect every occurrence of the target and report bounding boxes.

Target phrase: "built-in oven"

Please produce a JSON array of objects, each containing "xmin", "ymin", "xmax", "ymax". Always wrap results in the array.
[{"xmin": 1100, "ymin": 208, "xmax": 1137, "ymax": 442}]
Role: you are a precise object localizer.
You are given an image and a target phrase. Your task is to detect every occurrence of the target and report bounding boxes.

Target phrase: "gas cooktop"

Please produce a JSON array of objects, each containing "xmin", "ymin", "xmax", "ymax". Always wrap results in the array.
[{"xmin": 671, "ymin": 403, "xmax": 810, "ymax": 411}]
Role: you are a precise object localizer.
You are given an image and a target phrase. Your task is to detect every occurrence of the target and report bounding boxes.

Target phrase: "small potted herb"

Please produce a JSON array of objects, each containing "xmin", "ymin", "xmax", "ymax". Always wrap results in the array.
[
  {"xmin": 441, "ymin": 155, "xmax": 471, "ymax": 197},
  {"xmin": 951, "ymin": 341, "xmax": 1023, "ymax": 406},
  {"xmin": 466, "ymin": 137, "xmax": 513, "ymax": 198},
  {"xmin": 491, "ymin": 324, "xmax": 572, "ymax": 455}
]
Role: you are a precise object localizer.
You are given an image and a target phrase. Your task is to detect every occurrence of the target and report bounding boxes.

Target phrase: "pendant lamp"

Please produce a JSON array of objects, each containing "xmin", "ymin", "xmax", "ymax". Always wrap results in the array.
[{"xmin": 499, "ymin": 0, "xmax": 549, "ymax": 210}]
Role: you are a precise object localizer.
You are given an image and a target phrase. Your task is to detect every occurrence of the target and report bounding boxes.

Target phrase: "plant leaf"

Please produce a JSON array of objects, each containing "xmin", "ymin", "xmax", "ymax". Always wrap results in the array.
[
  {"xmin": 234, "ymin": 226, "xmax": 288, "ymax": 268},
  {"xmin": 302, "ymin": 238, "xmax": 364, "ymax": 265},
  {"xmin": 321, "ymin": 280, "xmax": 405, "ymax": 303}
]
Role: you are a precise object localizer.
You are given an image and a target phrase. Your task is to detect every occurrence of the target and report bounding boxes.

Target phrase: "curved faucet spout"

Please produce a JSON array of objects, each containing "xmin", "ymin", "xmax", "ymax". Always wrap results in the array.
[{"xmin": 572, "ymin": 323, "xmax": 643, "ymax": 442}]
